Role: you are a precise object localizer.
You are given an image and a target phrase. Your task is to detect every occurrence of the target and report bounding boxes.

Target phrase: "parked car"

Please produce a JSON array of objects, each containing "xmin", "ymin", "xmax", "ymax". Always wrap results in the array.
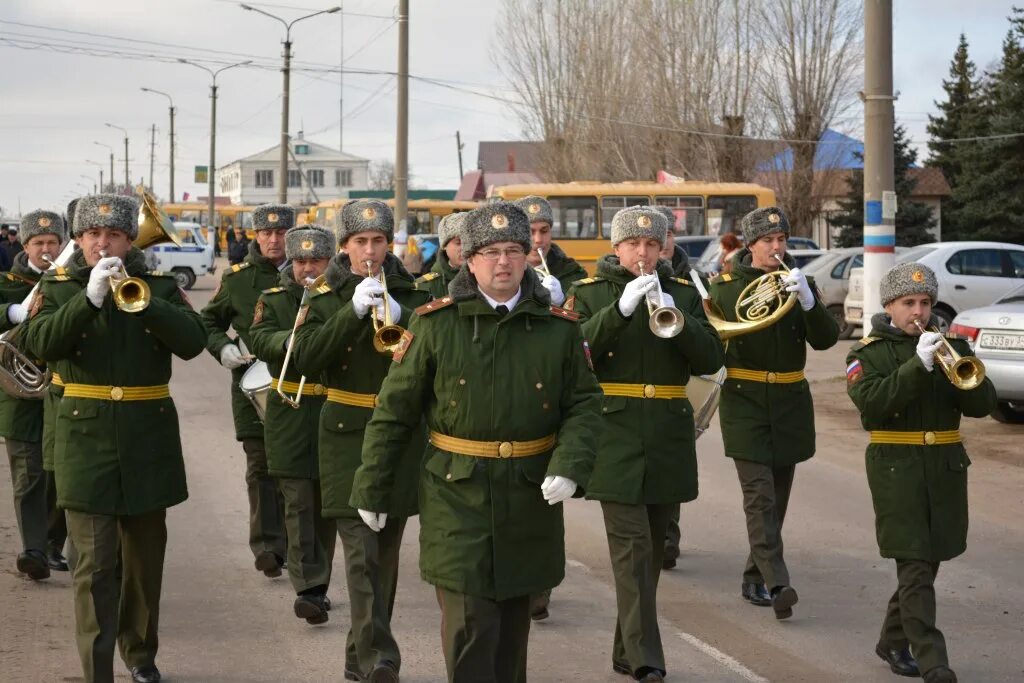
[
  {"xmin": 145, "ymin": 221, "xmax": 215, "ymax": 289},
  {"xmin": 788, "ymin": 248, "xmax": 827, "ymax": 269},
  {"xmin": 844, "ymin": 241, "xmax": 1024, "ymax": 332},
  {"xmin": 693, "ymin": 234, "xmax": 821, "ymax": 275},
  {"xmin": 950, "ymin": 283, "xmax": 1024, "ymax": 423}
]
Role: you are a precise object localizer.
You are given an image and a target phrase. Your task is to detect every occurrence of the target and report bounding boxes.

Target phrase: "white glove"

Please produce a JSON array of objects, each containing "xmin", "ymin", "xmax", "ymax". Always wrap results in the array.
[
  {"xmin": 219, "ymin": 343, "xmax": 248, "ymax": 369},
  {"xmin": 541, "ymin": 274, "xmax": 565, "ymax": 306},
  {"xmin": 541, "ymin": 475, "xmax": 577, "ymax": 505},
  {"xmin": 916, "ymin": 331, "xmax": 943, "ymax": 372},
  {"xmin": 373, "ymin": 294, "xmax": 402, "ymax": 325},
  {"xmin": 86, "ymin": 256, "xmax": 122, "ymax": 308},
  {"xmin": 6, "ymin": 303, "xmax": 27, "ymax": 325},
  {"xmin": 783, "ymin": 268, "xmax": 815, "ymax": 311},
  {"xmin": 352, "ymin": 277, "xmax": 385, "ymax": 319},
  {"xmin": 660, "ymin": 292, "xmax": 675, "ymax": 310},
  {"xmin": 618, "ymin": 274, "xmax": 658, "ymax": 317},
  {"xmin": 358, "ymin": 509, "xmax": 387, "ymax": 532}
]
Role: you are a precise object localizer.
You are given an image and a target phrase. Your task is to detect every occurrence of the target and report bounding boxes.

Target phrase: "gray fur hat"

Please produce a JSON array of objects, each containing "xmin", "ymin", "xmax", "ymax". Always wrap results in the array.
[
  {"xmin": 21, "ymin": 209, "xmax": 65, "ymax": 244},
  {"xmin": 438, "ymin": 211, "xmax": 469, "ymax": 248},
  {"xmin": 881, "ymin": 262, "xmax": 938, "ymax": 306},
  {"xmin": 252, "ymin": 204, "xmax": 296, "ymax": 231},
  {"xmin": 462, "ymin": 201, "xmax": 531, "ymax": 258},
  {"xmin": 339, "ymin": 199, "xmax": 393, "ymax": 244},
  {"xmin": 610, "ymin": 206, "xmax": 668, "ymax": 246},
  {"xmin": 653, "ymin": 205, "xmax": 677, "ymax": 233},
  {"xmin": 741, "ymin": 206, "xmax": 790, "ymax": 243},
  {"xmin": 65, "ymin": 198, "xmax": 80, "ymax": 235},
  {"xmin": 513, "ymin": 195, "xmax": 553, "ymax": 226},
  {"xmin": 285, "ymin": 224, "xmax": 335, "ymax": 260},
  {"xmin": 73, "ymin": 194, "xmax": 139, "ymax": 239}
]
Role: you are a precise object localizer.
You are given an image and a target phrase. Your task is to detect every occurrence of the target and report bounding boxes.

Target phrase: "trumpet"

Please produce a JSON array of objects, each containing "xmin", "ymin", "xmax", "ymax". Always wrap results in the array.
[
  {"xmin": 637, "ymin": 261, "xmax": 684, "ymax": 338},
  {"xmin": 535, "ymin": 246, "xmax": 552, "ymax": 279},
  {"xmin": 913, "ymin": 319, "xmax": 986, "ymax": 390},
  {"xmin": 100, "ymin": 250, "xmax": 151, "ymax": 313},
  {"xmin": 365, "ymin": 260, "xmax": 406, "ymax": 354},
  {"xmin": 276, "ymin": 275, "xmax": 324, "ymax": 408}
]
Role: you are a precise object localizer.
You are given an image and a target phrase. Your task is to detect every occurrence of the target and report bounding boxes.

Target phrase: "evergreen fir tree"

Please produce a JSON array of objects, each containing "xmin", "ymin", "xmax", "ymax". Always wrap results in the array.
[
  {"xmin": 927, "ymin": 34, "xmax": 980, "ymax": 188},
  {"xmin": 829, "ymin": 124, "xmax": 937, "ymax": 248}
]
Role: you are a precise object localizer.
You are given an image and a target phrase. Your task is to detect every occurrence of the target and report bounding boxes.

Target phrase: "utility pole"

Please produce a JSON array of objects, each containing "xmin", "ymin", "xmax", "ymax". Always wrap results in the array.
[
  {"xmin": 395, "ymin": 0, "xmax": 409, "ymax": 235},
  {"xmin": 100, "ymin": 170, "xmax": 104, "ymax": 193},
  {"xmin": 456, "ymin": 130, "xmax": 465, "ymax": 180},
  {"xmin": 149, "ymin": 124, "xmax": 156, "ymax": 192},
  {"xmin": 96, "ymin": 142, "xmax": 114, "ymax": 192},
  {"xmin": 141, "ymin": 88, "xmax": 176, "ymax": 201},
  {"xmin": 106, "ymin": 123, "xmax": 130, "ymax": 190},
  {"xmin": 861, "ymin": 0, "xmax": 896, "ymax": 322}
]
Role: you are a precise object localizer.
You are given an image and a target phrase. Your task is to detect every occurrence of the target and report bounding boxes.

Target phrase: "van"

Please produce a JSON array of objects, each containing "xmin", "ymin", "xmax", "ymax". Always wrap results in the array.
[{"xmin": 146, "ymin": 222, "xmax": 215, "ymax": 289}]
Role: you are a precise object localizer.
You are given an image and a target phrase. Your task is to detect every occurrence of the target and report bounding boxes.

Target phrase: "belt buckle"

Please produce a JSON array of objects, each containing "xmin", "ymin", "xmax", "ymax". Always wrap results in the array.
[
  {"xmin": 110, "ymin": 386, "xmax": 124, "ymax": 401},
  {"xmin": 924, "ymin": 431, "xmax": 936, "ymax": 445},
  {"xmin": 498, "ymin": 442, "xmax": 513, "ymax": 458},
  {"xmin": 766, "ymin": 372, "xmax": 777, "ymax": 384},
  {"xmin": 313, "ymin": 384, "xmax": 325, "ymax": 396},
  {"xmin": 643, "ymin": 384, "xmax": 656, "ymax": 399}
]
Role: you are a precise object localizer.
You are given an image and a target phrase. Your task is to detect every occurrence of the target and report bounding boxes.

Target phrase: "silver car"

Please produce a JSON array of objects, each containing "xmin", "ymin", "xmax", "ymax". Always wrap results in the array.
[{"xmin": 950, "ymin": 283, "xmax": 1024, "ymax": 423}]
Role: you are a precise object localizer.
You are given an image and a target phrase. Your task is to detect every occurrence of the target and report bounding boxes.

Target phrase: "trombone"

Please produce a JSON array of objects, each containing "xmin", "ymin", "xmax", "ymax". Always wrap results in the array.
[
  {"xmin": 100, "ymin": 250, "xmax": 151, "ymax": 313},
  {"xmin": 637, "ymin": 260, "xmax": 685, "ymax": 338},
  {"xmin": 276, "ymin": 275, "xmax": 324, "ymax": 408},
  {"xmin": 365, "ymin": 260, "xmax": 406, "ymax": 354},
  {"xmin": 913, "ymin": 319, "xmax": 986, "ymax": 390}
]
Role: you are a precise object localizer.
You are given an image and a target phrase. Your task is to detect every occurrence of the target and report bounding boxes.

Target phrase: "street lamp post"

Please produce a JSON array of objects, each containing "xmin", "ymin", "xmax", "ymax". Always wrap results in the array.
[
  {"xmin": 240, "ymin": 3, "xmax": 341, "ymax": 203},
  {"xmin": 141, "ymin": 88, "xmax": 176, "ymax": 201},
  {"xmin": 104, "ymin": 124, "xmax": 130, "ymax": 190},
  {"xmin": 86, "ymin": 160, "xmax": 104, "ymax": 193},
  {"xmin": 178, "ymin": 59, "xmax": 252, "ymax": 253},
  {"xmin": 93, "ymin": 142, "xmax": 115, "ymax": 192},
  {"xmin": 80, "ymin": 175, "xmax": 97, "ymax": 194}
]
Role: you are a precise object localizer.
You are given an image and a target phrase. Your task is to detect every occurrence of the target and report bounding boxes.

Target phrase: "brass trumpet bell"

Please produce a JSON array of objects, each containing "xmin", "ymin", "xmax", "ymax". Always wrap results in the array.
[
  {"xmin": 365, "ymin": 260, "xmax": 406, "ymax": 355},
  {"xmin": 914, "ymin": 320, "xmax": 986, "ymax": 390},
  {"xmin": 637, "ymin": 261, "xmax": 684, "ymax": 338}
]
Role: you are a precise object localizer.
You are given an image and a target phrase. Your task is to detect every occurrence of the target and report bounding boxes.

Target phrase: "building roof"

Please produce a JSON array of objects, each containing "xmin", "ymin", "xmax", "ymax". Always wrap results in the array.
[
  {"xmin": 758, "ymin": 129, "xmax": 865, "ymax": 172},
  {"xmin": 455, "ymin": 169, "xmax": 544, "ymax": 201},
  {"xmin": 219, "ymin": 133, "xmax": 369, "ymax": 170},
  {"xmin": 477, "ymin": 141, "xmax": 543, "ymax": 173}
]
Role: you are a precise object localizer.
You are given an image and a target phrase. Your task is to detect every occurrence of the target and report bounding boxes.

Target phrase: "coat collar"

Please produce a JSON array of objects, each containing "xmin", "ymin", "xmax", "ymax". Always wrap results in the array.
[
  {"xmin": 324, "ymin": 251, "xmax": 414, "ymax": 292},
  {"xmin": 729, "ymin": 248, "xmax": 796, "ymax": 281},
  {"xmin": 595, "ymin": 254, "xmax": 673, "ymax": 284},
  {"xmin": 67, "ymin": 246, "xmax": 148, "ymax": 280}
]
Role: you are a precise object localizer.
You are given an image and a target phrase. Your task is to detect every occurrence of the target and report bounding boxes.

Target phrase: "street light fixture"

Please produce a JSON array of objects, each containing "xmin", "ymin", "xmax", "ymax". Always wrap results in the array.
[
  {"xmin": 240, "ymin": 3, "xmax": 342, "ymax": 203},
  {"xmin": 178, "ymin": 58, "xmax": 252, "ymax": 249},
  {"xmin": 79, "ymin": 175, "xmax": 97, "ymax": 193},
  {"xmin": 141, "ymin": 87, "xmax": 177, "ymax": 201},
  {"xmin": 85, "ymin": 160, "xmax": 105, "ymax": 192},
  {"xmin": 104, "ymin": 123, "xmax": 130, "ymax": 189}
]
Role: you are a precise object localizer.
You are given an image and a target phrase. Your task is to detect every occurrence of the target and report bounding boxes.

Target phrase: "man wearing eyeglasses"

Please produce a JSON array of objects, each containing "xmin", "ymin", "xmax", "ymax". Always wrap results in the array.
[{"xmin": 352, "ymin": 201, "xmax": 602, "ymax": 683}]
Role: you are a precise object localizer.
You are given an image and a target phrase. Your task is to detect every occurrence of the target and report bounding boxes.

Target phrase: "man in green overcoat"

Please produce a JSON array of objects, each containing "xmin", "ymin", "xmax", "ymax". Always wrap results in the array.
[
  {"xmin": 249, "ymin": 224, "xmax": 336, "ymax": 625},
  {"xmin": 567, "ymin": 206, "xmax": 724, "ymax": 682},
  {"xmin": 22, "ymin": 193, "xmax": 208, "ymax": 683},
  {"xmin": 292, "ymin": 199, "xmax": 430, "ymax": 682},
  {"xmin": 514, "ymin": 195, "xmax": 588, "ymax": 299},
  {"xmin": 846, "ymin": 263, "xmax": 995, "ymax": 683},
  {"xmin": 709, "ymin": 206, "xmax": 839, "ymax": 619},
  {"xmin": 0, "ymin": 209, "xmax": 68, "ymax": 580},
  {"xmin": 352, "ymin": 201, "xmax": 602, "ymax": 683},
  {"xmin": 413, "ymin": 212, "xmax": 467, "ymax": 298},
  {"xmin": 201, "ymin": 203, "xmax": 290, "ymax": 577}
]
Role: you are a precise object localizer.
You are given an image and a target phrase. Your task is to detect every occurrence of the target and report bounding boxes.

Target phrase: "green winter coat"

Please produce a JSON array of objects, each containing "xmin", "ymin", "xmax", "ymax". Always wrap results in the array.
[
  {"xmin": 567, "ymin": 255, "xmax": 724, "ymax": 504},
  {"xmin": 42, "ymin": 382, "xmax": 63, "ymax": 472},
  {"xmin": 351, "ymin": 267, "xmax": 603, "ymax": 600},
  {"xmin": 200, "ymin": 241, "xmax": 283, "ymax": 441},
  {"xmin": 248, "ymin": 269, "xmax": 326, "ymax": 480},
  {"xmin": 709, "ymin": 249, "xmax": 839, "ymax": 466},
  {"xmin": 21, "ymin": 247, "xmax": 207, "ymax": 515},
  {"xmin": 293, "ymin": 252, "xmax": 431, "ymax": 519},
  {"xmin": 846, "ymin": 313, "xmax": 996, "ymax": 562},
  {"xmin": 668, "ymin": 243, "xmax": 690, "ymax": 277},
  {"xmin": 414, "ymin": 249, "xmax": 459, "ymax": 299},
  {"xmin": 0, "ymin": 253, "xmax": 44, "ymax": 441}
]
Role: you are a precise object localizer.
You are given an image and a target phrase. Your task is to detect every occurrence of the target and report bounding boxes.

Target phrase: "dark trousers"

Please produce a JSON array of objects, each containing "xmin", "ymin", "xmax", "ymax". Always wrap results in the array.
[
  {"xmin": 664, "ymin": 504, "xmax": 681, "ymax": 560},
  {"xmin": 436, "ymin": 587, "xmax": 532, "ymax": 683},
  {"xmin": 66, "ymin": 509, "xmax": 167, "ymax": 683},
  {"xmin": 45, "ymin": 469, "xmax": 68, "ymax": 554},
  {"xmin": 278, "ymin": 477, "xmax": 335, "ymax": 593},
  {"xmin": 336, "ymin": 516, "xmax": 407, "ymax": 677},
  {"xmin": 6, "ymin": 438, "xmax": 49, "ymax": 555},
  {"xmin": 880, "ymin": 559, "xmax": 947, "ymax": 674},
  {"xmin": 601, "ymin": 501, "xmax": 674, "ymax": 677},
  {"xmin": 241, "ymin": 437, "xmax": 287, "ymax": 560},
  {"xmin": 734, "ymin": 459, "xmax": 795, "ymax": 589}
]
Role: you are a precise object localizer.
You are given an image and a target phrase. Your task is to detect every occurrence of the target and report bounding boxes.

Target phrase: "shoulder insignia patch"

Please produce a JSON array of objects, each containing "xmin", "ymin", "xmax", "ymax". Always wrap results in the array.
[
  {"xmin": 415, "ymin": 296, "xmax": 454, "ymax": 316},
  {"xmin": 711, "ymin": 273, "xmax": 734, "ymax": 283},
  {"xmin": 391, "ymin": 329, "xmax": 415, "ymax": 364},
  {"xmin": 416, "ymin": 272, "xmax": 440, "ymax": 283},
  {"xmin": 6, "ymin": 272, "xmax": 35, "ymax": 285},
  {"xmin": 846, "ymin": 359, "xmax": 865, "ymax": 386},
  {"xmin": 549, "ymin": 304, "xmax": 579, "ymax": 322},
  {"xmin": 572, "ymin": 276, "xmax": 604, "ymax": 287},
  {"xmin": 252, "ymin": 299, "xmax": 265, "ymax": 325},
  {"xmin": 944, "ymin": 332, "xmax": 965, "ymax": 341},
  {"xmin": 261, "ymin": 286, "xmax": 286, "ymax": 295},
  {"xmin": 670, "ymin": 277, "xmax": 692, "ymax": 286},
  {"xmin": 147, "ymin": 270, "xmax": 174, "ymax": 278},
  {"xmin": 227, "ymin": 262, "xmax": 251, "ymax": 275},
  {"xmin": 851, "ymin": 336, "xmax": 881, "ymax": 351}
]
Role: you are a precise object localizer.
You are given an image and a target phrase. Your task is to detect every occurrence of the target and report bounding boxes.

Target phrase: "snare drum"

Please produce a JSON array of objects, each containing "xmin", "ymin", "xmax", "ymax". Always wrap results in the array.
[{"xmin": 239, "ymin": 360, "xmax": 271, "ymax": 422}]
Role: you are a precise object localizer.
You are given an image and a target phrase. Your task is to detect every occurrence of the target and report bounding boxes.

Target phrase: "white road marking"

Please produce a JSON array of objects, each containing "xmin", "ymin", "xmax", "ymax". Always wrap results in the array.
[{"xmin": 676, "ymin": 630, "xmax": 770, "ymax": 683}]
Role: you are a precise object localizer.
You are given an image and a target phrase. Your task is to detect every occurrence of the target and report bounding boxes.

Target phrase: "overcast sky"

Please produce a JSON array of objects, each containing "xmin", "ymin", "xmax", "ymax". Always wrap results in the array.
[{"xmin": 0, "ymin": 0, "xmax": 1016, "ymax": 217}]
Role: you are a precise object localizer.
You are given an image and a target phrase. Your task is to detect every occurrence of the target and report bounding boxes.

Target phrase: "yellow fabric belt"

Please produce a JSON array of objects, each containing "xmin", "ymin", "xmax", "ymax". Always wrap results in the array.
[
  {"xmin": 63, "ymin": 383, "xmax": 170, "ymax": 401},
  {"xmin": 870, "ymin": 430, "xmax": 961, "ymax": 446},
  {"xmin": 51, "ymin": 372, "xmax": 64, "ymax": 387},
  {"xmin": 600, "ymin": 383, "xmax": 687, "ymax": 399},
  {"xmin": 271, "ymin": 378, "xmax": 326, "ymax": 397},
  {"xmin": 726, "ymin": 368, "xmax": 806, "ymax": 384},
  {"xmin": 429, "ymin": 431, "xmax": 557, "ymax": 459},
  {"xmin": 326, "ymin": 388, "xmax": 378, "ymax": 408}
]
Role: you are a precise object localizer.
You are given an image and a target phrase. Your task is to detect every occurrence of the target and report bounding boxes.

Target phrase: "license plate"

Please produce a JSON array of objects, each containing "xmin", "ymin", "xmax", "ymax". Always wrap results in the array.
[
  {"xmin": 847, "ymin": 307, "xmax": 862, "ymax": 322},
  {"xmin": 980, "ymin": 332, "xmax": 1024, "ymax": 350}
]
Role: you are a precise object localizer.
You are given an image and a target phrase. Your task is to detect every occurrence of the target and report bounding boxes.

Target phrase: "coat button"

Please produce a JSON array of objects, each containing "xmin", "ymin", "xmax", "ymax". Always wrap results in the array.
[
  {"xmin": 608, "ymin": 352, "xmax": 614, "ymax": 357},
  {"xmin": 542, "ymin": 402, "xmax": 550, "ymax": 410},
  {"xmin": 72, "ymin": 409, "xmax": 79, "ymax": 416},
  {"xmin": 346, "ymin": 346, "xmax": 352, "ymax": 352},
  {"xmin": 337, "ymin": 422, "xmax": 344, "ymax": 429},
  {"xmin": 342, "ymin": 365, "xmax": 348, "ymax": 370},
  {"xmin": 535, "ymin": 382, "xmax": 543, "ymax": 390},
  {"xmin": 450, "ymin": 400, "xmax": 457, "ymax": 407},
  {"xmin": 445, "ymin": 473, "xmax": 452, "ymax": 480},
  {"xmin": 459, "ymin": 378, "xmax": 466, "ymax": 385},
  {"xmin": 81, "ymin": 333, "xmax": 87, "ymax": 338}
]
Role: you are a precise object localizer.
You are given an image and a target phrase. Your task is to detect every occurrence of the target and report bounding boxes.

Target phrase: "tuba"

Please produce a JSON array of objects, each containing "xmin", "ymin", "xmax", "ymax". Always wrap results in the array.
[
  {"xmin": 365, "ymin": 260, "xmax": 405, "ymax": 354},
  {"xmin": 914, "ymin": 319, "xmax": 986, "ymax": 390}
]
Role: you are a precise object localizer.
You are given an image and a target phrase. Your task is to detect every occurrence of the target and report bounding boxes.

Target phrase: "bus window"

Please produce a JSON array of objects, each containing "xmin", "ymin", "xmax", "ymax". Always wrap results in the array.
[
  {"xmin": 548, "ymin": 196, "xmax": 598, "ymax": 239},
  {"xmin": 407, "ymin": 209, "xmax": 431, "ymax": 235},
  {"xmin": 656, "ymin": 196, "xmax": 704, "ymax": 235},
  {"xmin": 707, "ymin": 195, "xmax": 757, "ymax": 235},
  {"xmin": 238, "ymin": 211, "xmax": 253, "ymax": 229},
  {"xmin": 600, "ymin": 196, "xmax": 650, "ymax": 237},
  {"xmin": 179, "ymin": 209, "xmax": 202, "ymax": 223}
]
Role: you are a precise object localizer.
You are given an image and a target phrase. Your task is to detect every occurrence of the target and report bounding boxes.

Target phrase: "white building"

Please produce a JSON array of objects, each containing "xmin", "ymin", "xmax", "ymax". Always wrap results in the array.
[{"xmin": 216, "ymin": 132, "xmax": 370, "ymax": 205}]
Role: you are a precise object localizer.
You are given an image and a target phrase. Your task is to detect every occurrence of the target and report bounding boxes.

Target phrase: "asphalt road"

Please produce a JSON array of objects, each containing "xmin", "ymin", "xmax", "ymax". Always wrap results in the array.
[{"xmin": 1, "ymin": 263, "xmax": 1021, "ymax": 682}]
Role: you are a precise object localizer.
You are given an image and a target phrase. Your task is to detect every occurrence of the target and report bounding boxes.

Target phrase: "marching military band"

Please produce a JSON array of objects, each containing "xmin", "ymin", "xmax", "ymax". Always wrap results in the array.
[{"xmin": 1, "ymin": 192, "xmax": 996, "ymax": 683}]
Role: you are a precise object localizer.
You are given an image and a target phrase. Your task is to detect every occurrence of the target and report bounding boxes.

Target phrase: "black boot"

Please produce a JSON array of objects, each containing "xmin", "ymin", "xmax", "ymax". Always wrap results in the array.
[
  {"xmin": 741, "ymin": 582, "xmax": 771, "ymax": 606},
  {"xmin": 47, "ymin": 549, "xmax": 69, "ymax": 572},
  {"xmin": 254, "ymin": 551, "xmax": 283, "ymax": 578},
  {"xmin": 770, "ymin": 585, "xmax": 798, "ymax": 619},
  {"xmin": 923, "ymin": 666, "xmax": 958, "ymax": 683},
  {"xmin": 293, "ymin": 590, "xmax": 329, "ymax": 625},
  {"xmin": 875, "ymin": 643, "xmax": 919, "ymax": 677},
  {"xmin": 16, "ymin": 550, "xmax": 50, "ymax": 581},
  {"xmin": 128, "ymin": 665, "xmax": 161, "ymax": 683}
]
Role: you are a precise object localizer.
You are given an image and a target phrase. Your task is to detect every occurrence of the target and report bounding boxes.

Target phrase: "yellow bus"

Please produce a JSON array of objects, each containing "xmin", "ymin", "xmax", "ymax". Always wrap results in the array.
[
  {"xmin": 307, "ymin": 199, "xmax": 479, "ymax": 235},
  {"xmin": 489, "ymin": 181, "xmax": 776, "ymax": 271},
  {"xmin": 162, "ymin": 202, "xmax": 263, "ymax": 249}
]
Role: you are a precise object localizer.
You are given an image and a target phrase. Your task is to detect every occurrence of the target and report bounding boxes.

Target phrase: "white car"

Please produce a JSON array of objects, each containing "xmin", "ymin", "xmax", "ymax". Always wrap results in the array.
[
  {"xmin": 844, "ymin": 241, "xmax": 1024, "ymax": 331},
  {"xmin": 146, "ymin": 221, "xmax": 215, "ymax": 289}
]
